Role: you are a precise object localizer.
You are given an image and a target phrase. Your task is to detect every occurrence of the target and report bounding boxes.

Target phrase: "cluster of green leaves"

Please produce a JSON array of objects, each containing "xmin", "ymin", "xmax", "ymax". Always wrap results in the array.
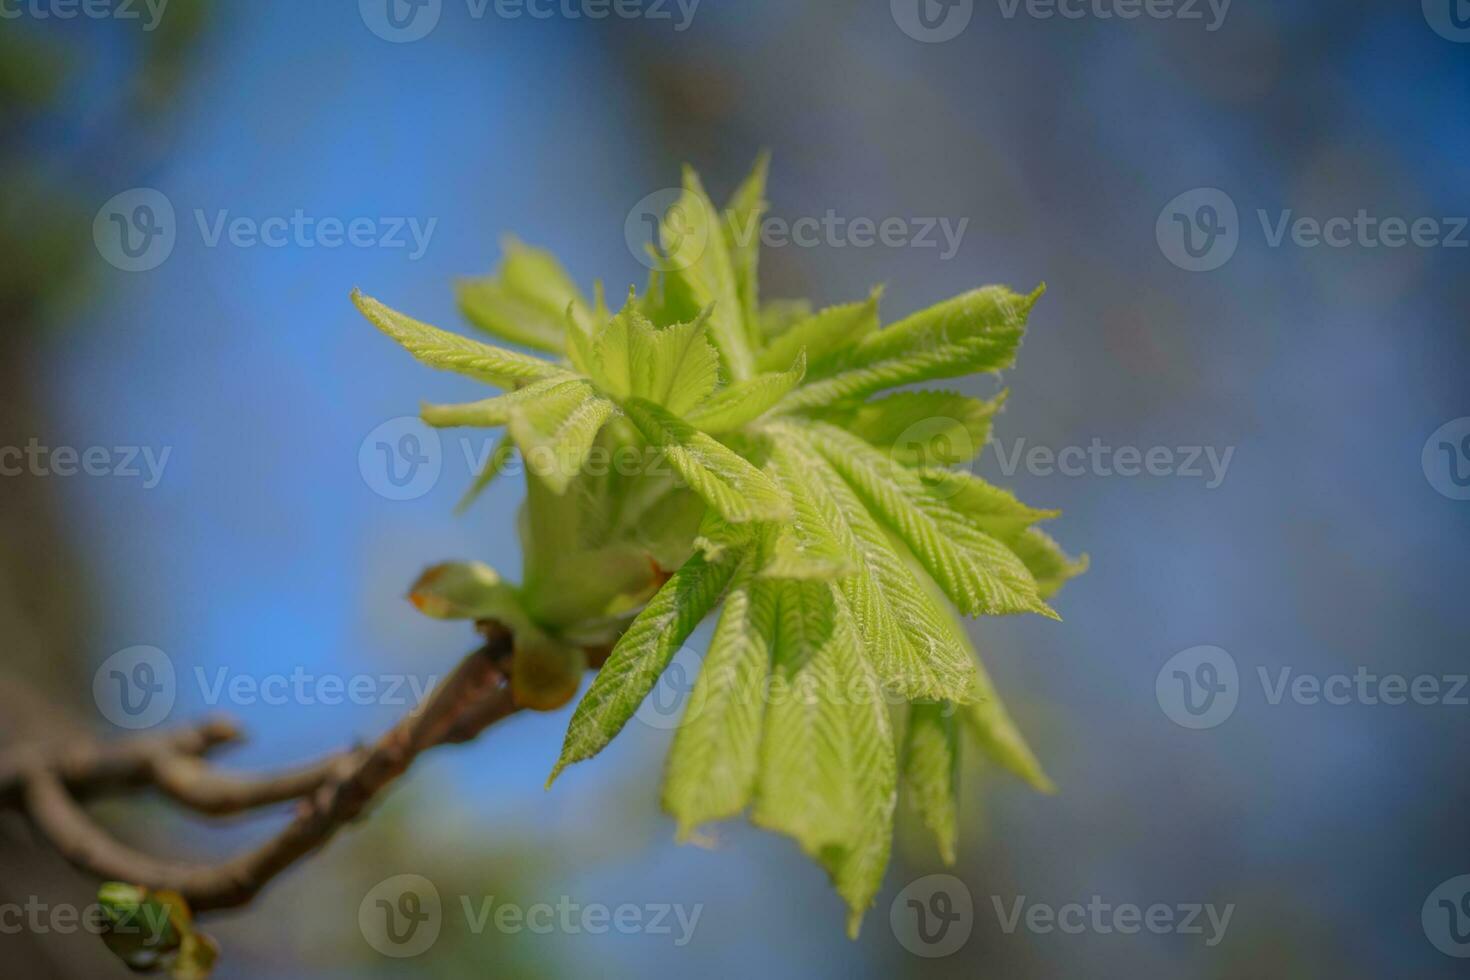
[{"xmin": 359, "ymin": 158, "xmax": 1084, "ymax": 935}]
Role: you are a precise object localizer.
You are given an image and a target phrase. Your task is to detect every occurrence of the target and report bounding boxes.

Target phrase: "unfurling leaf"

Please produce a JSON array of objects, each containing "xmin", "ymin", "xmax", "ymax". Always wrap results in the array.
[
  {"xmin": 97, "ymin": 884, "xmax": 218, "ymax": 979},
  {"xmin": 406, "ymin": 560, "xmax": 532, "ymax": 635},
  {"xmin": 457, "ymin": 238, "xmax": 589, "ymax": 353}
]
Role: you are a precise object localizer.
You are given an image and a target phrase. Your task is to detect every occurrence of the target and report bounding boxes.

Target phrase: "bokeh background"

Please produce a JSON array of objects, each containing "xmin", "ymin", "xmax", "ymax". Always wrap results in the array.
[{"xmin": 2, "ymin": 1, "xmax": 1468, "ymax": 976}]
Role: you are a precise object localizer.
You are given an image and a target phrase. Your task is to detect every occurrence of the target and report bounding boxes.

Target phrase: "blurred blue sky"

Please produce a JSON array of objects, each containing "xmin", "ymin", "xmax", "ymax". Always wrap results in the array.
[{"xmin": 9, "ymin": 0, "xmax": 1469, "ymax": 976}]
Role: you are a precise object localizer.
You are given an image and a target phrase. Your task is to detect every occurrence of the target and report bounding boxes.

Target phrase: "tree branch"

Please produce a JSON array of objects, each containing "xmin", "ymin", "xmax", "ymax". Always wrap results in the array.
[{"xmin": 4, "ymin": 624, "xmax": 523, "ymax": 913}]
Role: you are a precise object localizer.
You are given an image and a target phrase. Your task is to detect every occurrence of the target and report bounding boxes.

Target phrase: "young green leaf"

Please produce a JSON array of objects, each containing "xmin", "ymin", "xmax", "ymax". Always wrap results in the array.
[
  {"xmin": 684, "ymin": 351, "xmax": 806, "ymax": 434},
  {"xmin": 913, "ymin": 467, "xmax": 1059, "ymax": 537},
  {"xmin": 355, "ymin": 289, "xmax": 568, "ymax": 389},
  {"xmin": 750, "ymin": 580, "xmax": 895, "ymax": 937},
  {"xmin": 420, "ymin": 375, "xmax": 577, "ymax": 428},
  {"xmin": 592, "ymin": 299, "xmax": 719, "ymax": 416},
  {"xmin": 454, "ymin": 434, "xmax": 515, "ymax": 513},
  {"xmin": 805, "ymin": 423, "xmax": 1055, "ymax": 619},
  {"xmin": 775, "ymin": 286, "xmax": 1040, "ymax": 412},
  {"xmin": 723, "ymin": 152, "xmax": 769, "ymax": 348},
  {"xmin": 756, "ymin": 290, "xmax": 881, "ymax": 375},
  {"xmin": 903, "ymin": 702, "xmax": 961, "ymax": 864},
  {"xmin": 1001, "ymin": 526, "xmax": 1089, "ymax": 599},
  {"xmin": 818, "ymin": 389, "xmax": 1004, "ymax": 466},
  {"xmin": 549, "ymin": 547, "xmax": 743, "ymax": 783},
  {"xmin": 758, "ymin": 298, "xmax": 813, "ymax": 339},
  {"xmin": 825, "ymin": 284, "xmax": 1042, "ymax": 378},
  {"xmin": 506, "ymin": 381, "xmax": 618, "ymax": 495},
  {"xmin": 659, "ymin": 168, "xmax": 755, "ymax": 381},
  {"xmin": 662, "ymin": 560, "xmax": 777, "ymax": 836},
  {"xmin": 767, "ymin": 427, "xmax": 978, "ymax": 701},
  {"xmin": 457, "ymin": 239, "xmax": 589, "ymax": 354},
  {"xmin": 622, "ymin": 399, "xmax": 792, "ymax": 524}
]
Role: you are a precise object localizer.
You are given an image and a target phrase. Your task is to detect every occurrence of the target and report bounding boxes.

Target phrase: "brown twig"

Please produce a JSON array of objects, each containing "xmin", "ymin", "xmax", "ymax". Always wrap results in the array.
[{"xmin": 5, "ymin": 624, "xmax": 522, "ymax": 913}]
